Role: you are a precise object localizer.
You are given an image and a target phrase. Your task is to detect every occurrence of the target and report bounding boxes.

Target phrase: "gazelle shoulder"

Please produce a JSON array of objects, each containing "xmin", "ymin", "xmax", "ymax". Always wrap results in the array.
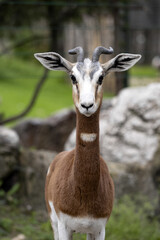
[{"xmin": 47, "ymin": 150, "xmax": 75, "ymax": 177}]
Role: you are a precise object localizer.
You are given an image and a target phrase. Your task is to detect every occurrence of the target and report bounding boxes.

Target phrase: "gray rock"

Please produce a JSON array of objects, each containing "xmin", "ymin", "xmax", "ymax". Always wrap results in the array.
[
  {"xmin": 17, "ymin": 147, "xmax": 159, "ymax": 211},
  {"xmin": 19, "ymin": 149, "xmax": 57, "ymax": 210},
  {"xmin": 64, "ymin": 84, "xmax": 160, "ymax": 210},
  {"xmin": 0, "ymin": 127, "xmax": 20, "ymax": 153},
  {"xmin": 108, "ymin": 160, "xmax": 159, "ymax": 204},
  {"xmin": 0, "ymin": 127, "xmax": 20, "ymax": 179},
  {"xmin": 14, "ymin": 108, "xmax": 76, "ymax": 152},
  {"xmin": 65, "ymin": 83, "xmax": 160, "ymax": 165},
  {"xmin": 18, "ymin": 149, "xmax": 159, "ymax": 211},
  {"xmin": 1, "ymin": 83, "xmax": 159, "ymax": 211},
  {"xmin": 12, "ymin": 234, "xmax": 26, "ymax": 240}
]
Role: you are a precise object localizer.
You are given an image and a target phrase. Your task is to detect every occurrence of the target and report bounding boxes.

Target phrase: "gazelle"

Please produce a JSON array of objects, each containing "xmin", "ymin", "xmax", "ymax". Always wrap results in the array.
[{"xmin": 34, "ymin": 46, "xmax": 141, "ymax": 240}]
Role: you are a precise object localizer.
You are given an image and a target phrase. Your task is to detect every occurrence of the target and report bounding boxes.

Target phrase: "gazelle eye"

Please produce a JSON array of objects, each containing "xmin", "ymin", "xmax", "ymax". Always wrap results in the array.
[
  {"xmin": 70, "ymin": 75, "xmax": 77, "ymax": 84},
  {"xmin": 97, "ymin": 75, "xmax": 104, "ymax": 85}
]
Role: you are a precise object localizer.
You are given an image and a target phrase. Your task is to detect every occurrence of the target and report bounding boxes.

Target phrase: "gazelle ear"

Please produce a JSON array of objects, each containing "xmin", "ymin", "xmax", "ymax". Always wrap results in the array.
[
  {"xmin": 102, "ymin": 53, "xmax": 141, "ymax": 73},
  {"xmin": 34, "ymin": 52, "xmax": 73, "ymax": 72}
]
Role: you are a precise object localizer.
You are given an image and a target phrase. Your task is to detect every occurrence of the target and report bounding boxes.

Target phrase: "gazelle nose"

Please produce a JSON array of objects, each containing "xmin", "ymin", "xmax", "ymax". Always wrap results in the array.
[{"xmin": 81, "ymin": 103, "xmax": 94, "ymax": 110}]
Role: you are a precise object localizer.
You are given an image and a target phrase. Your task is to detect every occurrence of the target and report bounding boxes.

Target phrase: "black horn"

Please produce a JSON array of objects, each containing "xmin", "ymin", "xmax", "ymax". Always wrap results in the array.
[
  {"xmin": 68, "ymin": 46, "xmax": 84, "ymax": 62},
  {"xmin": 92, "ymin": 46, "xmax": 114, "ymax": 62}
]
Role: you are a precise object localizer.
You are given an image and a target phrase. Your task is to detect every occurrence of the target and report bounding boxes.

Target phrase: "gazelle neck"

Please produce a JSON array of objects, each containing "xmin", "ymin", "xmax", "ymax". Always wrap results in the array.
[{"xmin": 74, "ymin": 108, "xmax": 100, "ymax": 192}]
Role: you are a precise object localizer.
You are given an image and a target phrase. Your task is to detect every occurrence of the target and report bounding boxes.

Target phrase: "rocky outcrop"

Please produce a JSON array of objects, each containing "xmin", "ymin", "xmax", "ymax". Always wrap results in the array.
[
  {"xmin": 0, "ymin": 127, "xmax": 20, "ymax": 154},
  {"xmin": 1, "ymin": 83, "xmax": 160, "ymax": 211},
  {"xmin": 19, "ymin": 149, "xmax": 57, "ymax": 210},
  {"xmin": 0, "ymin": 127, "xmax": 20, "ymax": 180},
  {"xmin": 0, "ymin": 126, "xmax": 57, "ymax": 210},
  {"xmin": 14, "ymin": 108, "xmax": 76, "ymax": 152},
  {"xmin": 18, "ymin": 149, "xmax": 160, "ymax": 211},
  {"xmin": 65, "ymin": 83, "xmax": 160, "ymax": 165},
  {"xmin": 108, "ymin": 160, "xmax": 159, "ymax": 203},
  {"xmin": 64, "ymin": 83, "xmax": 160, "ymax": 210}
]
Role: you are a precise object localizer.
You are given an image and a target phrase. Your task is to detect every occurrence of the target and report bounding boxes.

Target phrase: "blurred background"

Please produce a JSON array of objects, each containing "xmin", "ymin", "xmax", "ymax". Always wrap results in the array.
[{"xmin": 0, "ymin": 0, "xmax": 160, "ymax": 240}]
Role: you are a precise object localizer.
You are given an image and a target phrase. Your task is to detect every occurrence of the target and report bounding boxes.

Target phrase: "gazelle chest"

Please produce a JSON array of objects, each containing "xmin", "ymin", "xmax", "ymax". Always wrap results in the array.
[
  {"xmin": 49, "ymin": 201, "xmax": 107, "ymax": 234},
  {"xmin": 59, "ymin": 211, "xmax": 107, "ymax": 234}
]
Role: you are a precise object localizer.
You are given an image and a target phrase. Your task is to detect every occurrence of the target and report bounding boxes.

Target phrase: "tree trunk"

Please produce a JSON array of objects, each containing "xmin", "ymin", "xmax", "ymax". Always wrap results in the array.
[{"xmin": 113, "ymin": 5, "xmax": 129, "ymax": 94}]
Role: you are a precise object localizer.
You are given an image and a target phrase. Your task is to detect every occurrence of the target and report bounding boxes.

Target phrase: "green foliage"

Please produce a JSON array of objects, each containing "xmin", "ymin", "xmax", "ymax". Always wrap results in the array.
[
  {"xmin": 106, "ymin": 195, "xmax": 160, "ymax": 240},
  {"xmin": 0, "ymin": 195, "xmax": 159, "ymax": 240},
  {"xmin": 0, "ymin": 56, "xmax": 157, "ymax": 126},
  {"xmin": 130, "ymin": 65, "xmax": 158, "ymax": 78},
  {"xmin": 0, "ymin": 55, "xmax": 73, "ymax": 122},
  {"xmin": 0, "ymin": 56, "xmax": 113, "ymax": 124},
  {"xmin": 0, "ymin": 181, "xmax": 20, "ymax": 206},
  {"xmin": 6, "ymin": 183, "xmax": 20, "ymax": 205},
  {"xmin": 0, "ymin": 218, "xmax": 13, "ymax": 233}
]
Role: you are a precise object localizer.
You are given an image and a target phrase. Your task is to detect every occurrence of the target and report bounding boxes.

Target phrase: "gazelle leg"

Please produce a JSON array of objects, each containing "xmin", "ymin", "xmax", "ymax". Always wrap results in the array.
[
  {"xmin": 50, "ymin": 220, "xmax": 59, "ymax": 240},
  {"xmin": 87, "ymin": 228, "xmax": 105, "ymax": 240},
  {"xmin": 48, "ymin": 201, "xmax": 59, "ymax": 240},
  {"xmin": 87, "ymin": 233, "xmax": 95, "ymax": 240},
  {"xmin": 95, "ymin": 228, "xmax": 105, "ymax": 240},
  {"xmin": 58, "ymin": 220, "xmax": 72, "ymax": 240}
]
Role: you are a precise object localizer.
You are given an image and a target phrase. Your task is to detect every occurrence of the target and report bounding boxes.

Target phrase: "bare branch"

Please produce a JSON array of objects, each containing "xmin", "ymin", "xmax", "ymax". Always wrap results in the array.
[
  {"xmin": 0, "ymin": 68, "xmax": 49, "ymax": 125},
  {"xmin": 0, "ymin": 35, "xmax": 49, "ymax": 56}
]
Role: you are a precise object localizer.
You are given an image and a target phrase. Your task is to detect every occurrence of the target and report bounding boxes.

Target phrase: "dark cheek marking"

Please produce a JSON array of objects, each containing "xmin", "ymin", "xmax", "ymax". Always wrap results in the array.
[
  {"xmin": 95, "ymin": 85, "xmax": 98, "ymax": 100},
  {"xmin": 76, "ymin": 84, "xmax": 79, "ymax": 99},
  {"xmin": 90, "ymin": 69, "xmax": 97, "ymax": 80},
  {"xmin": 90, "ymin": 71, "xmax": 94, "ymax": 80}
]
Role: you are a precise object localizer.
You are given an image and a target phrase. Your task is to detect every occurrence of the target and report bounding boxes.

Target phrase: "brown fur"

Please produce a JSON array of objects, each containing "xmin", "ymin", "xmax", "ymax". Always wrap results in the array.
[{"xmin": 45, "ymin": 106, "xmax": 114, "ymax": 219}]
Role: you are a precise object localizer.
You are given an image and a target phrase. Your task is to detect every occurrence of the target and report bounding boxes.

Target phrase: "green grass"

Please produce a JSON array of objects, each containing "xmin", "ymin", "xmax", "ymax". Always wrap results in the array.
[
  {"xmin": 0, "ymin": 195, "xmax": 159, "ymax": 240},
  {"xmin": 0, "ymin": 55, "xmax": 73, "ymax": 121},
  {"xmin": 0, "ymin": 56, "xmax": 158, "ymax": 125},
  {"xmin": 130, "ymin": 65, "xmax": 158, "ymax": 78},
  {"xmin": 106, "ymin": 195, "xmax": 160, "ymax": 240},
  {"xmin": 0, "ymin": 56, "xmax": 115, "ymax": 124}
]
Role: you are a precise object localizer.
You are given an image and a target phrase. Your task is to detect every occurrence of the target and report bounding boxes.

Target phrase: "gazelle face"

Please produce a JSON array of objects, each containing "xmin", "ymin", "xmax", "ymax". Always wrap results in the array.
[
  {"xmin": 34, "ymin": 46, "xmax": 141, "ymax": 117},
  {"xmin": 71, "ymin": 59, "xmax": 104, "ymax": 117}
]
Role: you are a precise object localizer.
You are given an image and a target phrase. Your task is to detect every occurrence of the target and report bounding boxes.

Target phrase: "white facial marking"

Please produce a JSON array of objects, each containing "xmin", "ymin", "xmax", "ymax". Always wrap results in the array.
[
  {"xmin": 71, "ymin": 59, "xmax": 103, "ymax": 117},
  {"xmin": 84, "ymin": 58, "xmax": 91, "ymax": 68},
  {"xmin": 80, "ymin": 133, "xmax": 97, "ymax": 142},
  {"xmin": 47, "ymin": 166, "xmax": 51, "ymax": 176}
]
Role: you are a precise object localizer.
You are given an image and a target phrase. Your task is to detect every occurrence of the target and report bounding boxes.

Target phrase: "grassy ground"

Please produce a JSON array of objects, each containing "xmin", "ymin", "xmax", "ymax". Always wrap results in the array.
[
  {"xmin": 130, "ymin": 65, "xmax": 158, "ymax": 78},
  {"xmin": 0, "ymin": 55, "xmax": 73, "ymax": 121},
  {"xmin": 0, "ymin": 195, "xmax": 159, "ymax": 240},
  {"xmin": 130, "ymin": 65, "xmax": 160, "ymax": 86},
  {"xmin": 0, "ymin": 55, "xmax": 113, "ymax": 123},
  {"xmin": 0, "ymin": 55, "xmax": 159, "ymax": 125}
]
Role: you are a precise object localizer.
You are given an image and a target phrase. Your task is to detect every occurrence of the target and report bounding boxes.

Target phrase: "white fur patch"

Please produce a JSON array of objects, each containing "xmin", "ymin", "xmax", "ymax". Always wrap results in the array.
[
  {"xmin": 80, "ymin": 133, "xmax": 97, "ymax": 142},
  {"xmin": 49, "ymin": 201, "xmax": 58, "ymax": 223},
  {"xmin": 84, "ymin": 58, "xmax": 92, "ymax": 69},
  {"xmin": 48, "ymin": 201, "xmax": 107, "ymax": 238},
  {"xmin": 59, "ymin": 211, "xmax": 107, "ymax": 234},
  {"xmin": 49, "ymin": 201, "xmax": 59, "ymax": 240},
  {"xmin": 47, "ymin": 166, "xmax": 51, "ymax": 176}
]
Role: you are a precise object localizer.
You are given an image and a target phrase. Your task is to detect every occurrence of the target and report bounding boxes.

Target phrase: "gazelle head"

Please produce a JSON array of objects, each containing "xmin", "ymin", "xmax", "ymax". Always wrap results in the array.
[{"xmin": 34, "ymin": 46, "xmax": 141, "ymax": 117}]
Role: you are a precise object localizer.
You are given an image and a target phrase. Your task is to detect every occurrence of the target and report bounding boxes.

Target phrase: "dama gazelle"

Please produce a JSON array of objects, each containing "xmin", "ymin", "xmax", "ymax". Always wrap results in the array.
[{"xmin": 34, "ymin": 46, "xmax": 141, "ymax": 240}]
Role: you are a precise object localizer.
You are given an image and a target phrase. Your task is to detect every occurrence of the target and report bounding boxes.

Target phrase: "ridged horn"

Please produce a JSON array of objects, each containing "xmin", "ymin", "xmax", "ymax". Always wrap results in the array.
[
  {"xmin": 92, "ymin": 46, "xmax": 114, "ymax": 62},
  {"xmin": 68, "ymin": 46, "xmax": 84, "ymax": 62}
]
